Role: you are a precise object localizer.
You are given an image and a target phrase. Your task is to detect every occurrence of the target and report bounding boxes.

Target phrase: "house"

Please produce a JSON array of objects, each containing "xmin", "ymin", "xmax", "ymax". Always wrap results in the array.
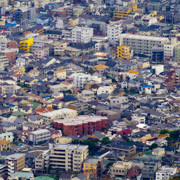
[
  {"xmin": 0, "ymin": 139, "xmax": 10, "ymax": 151},
  {"xmin": 139, "ymin": 85, "xmax": 152, "ymax": 94}
]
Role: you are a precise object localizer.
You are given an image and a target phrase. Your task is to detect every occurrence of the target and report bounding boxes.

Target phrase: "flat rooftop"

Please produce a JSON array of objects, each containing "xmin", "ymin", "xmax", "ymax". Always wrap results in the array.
[{"xmin": 119, "ymin": 33, "xmax": 169, "ymax": 42}]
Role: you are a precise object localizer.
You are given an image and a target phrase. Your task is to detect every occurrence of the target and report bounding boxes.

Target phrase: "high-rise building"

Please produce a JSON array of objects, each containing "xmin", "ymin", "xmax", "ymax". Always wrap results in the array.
[
  {"xmin": 174, "ymin": 44, "xmax": 180, "ymax": 62},
  {"xmin": 49, "ymin": 144, "xmax": 88, "ymax": 172},
  {"xmin": 72, "ymin": 27, "xmax": 93, "ymax": 43},
  {"xmin": 107, "ymin": 23, "xmax": 122, "ymax": 45}
]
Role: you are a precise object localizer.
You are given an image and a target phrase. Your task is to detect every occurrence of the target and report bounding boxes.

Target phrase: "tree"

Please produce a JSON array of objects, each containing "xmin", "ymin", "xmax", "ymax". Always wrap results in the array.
[
  {"xmin": 160, "ymin": 129, "xmax": 169, "ymax": 134},
  {"xmin": 101, "ymin": 137, "xmax": 111, "ymax": 145},
  {"xmin": 150, "ymin": 143, "xmax": 158, "ymax": 150}
]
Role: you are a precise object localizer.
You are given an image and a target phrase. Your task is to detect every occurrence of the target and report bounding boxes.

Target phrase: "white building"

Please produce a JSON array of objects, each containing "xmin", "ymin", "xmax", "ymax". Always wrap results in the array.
[
  {"xmin": 0, "ymin": 55, "xmax": 8, "ymax": 70},
  {"xmin": 119, "ymin": 34, "xmax": 169, "ymax": 56},
  {"xmin": 164, "ymin": 38, "xmax": 180, "ymax": 59},
  {"xmin": 72, "ymin": 27, "xmax": 93, "ymax": 43},
  {"xmin": 131, "ymin": 113, "xmax": 146, "ymax": 124},
  {"xmin": 71, "ymin": 73, "xmax": 92, "ymax": 89},
  {"xmin": 110, "ymin": 96, "xmax": 128, "ymax": 107},
  {"xmin": 152, "ymin": 65, "xmax": 164, "ymax": 75},
  {"xmin": 28, "ymin": 129, "xmax": 50, "ymax": 144},
  {"xmin": 41, "ymin": 108, "xmax": 77, "ymax": 122},
  {"xmin": 107, "ymin": 23, "xmax": 122, "ymax": 45},
  {"xmin": 156, "ymin": 166, "xmax": 177, "ymax": 180},
  {"xmin": 0, "ymin": 35, "xmax": 8, "ymax": 52},
  {"xmin": 97, "ymin": 85, "xmax": 114, "ymax": 95}
]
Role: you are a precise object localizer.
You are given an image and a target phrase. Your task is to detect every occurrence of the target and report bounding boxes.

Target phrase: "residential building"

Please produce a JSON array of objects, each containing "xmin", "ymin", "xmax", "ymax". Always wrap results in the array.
[
  {"xmin": 49, "ymin": 144, "xmax": 88, "ymax": 172},
  {"xmin": 28, "ymin": 129, "xmax": 51, "ymax": 144},
  {"xmin": 78, "ymin": 90, "xmax": 95, "ymax": 102},
  {"xmin": 151, "ymin": 47, "xmax": 164, "ymax": 64},
  {"xmin": 107, "ymin": 23, "xmax": 123, "ymax": 45},
  {"xmin": 164, "ymin": 38, "xmax": 180, "ymax": 60},
  {"xmin": 113, "ymin": 4, "xmax": 137, "ymax": 19},
  {"xmin": 0, "ymin": 55, "xmax": 9, "ymax": 71},
  {"xmin": 119, "ymin": 34, "xmax": 169, "ymax": 56},
  {"xmin": 41, "ymin": 108, "xmax": 77, "ymax": 122},
  {"xmin": 71, "ymin": 73, "xmax": 92, "ymax": 89},
  {"xmin": 110, "ymin": 161, "xmax": 132, "ymax": 178},
  {"xmin": 0, "ymin": 132, "xmax": 14, "ymax": 142},
  {"xmin": 0, "ymin": 35, "xmax": 8, "ymax": 52},
  {"xmin": 117, "ymin": 45, "xmax": 131, "ymax": 60},
  {"xmin": 6, "ymin": 154, "xmax": 25, "ymax": 175},
  {"xmin": 174, "ymin": 44, "xmax": 180, "ymax": 62},
  {"xmin": 68, "ymin": 102, "xmax": 88, "ymax": 115},
  {"xmin": 0, "ymin": 139, "xmax": 10, "ymax": 151},
  {"xmin": 141, "ymin": 162, "xmax": 159, "ymax": 180},
  {"xmin": 156, "ymin": 166, "xmax": 177, "ymax": 180},
  {"xmin": 20, "ymin": 38, "xmax": 34, "ymax": 53},
  {"xmin": 53, "ymin": 115, "xmax": 108, "ymax": 136},
  {"xmin": 72, "ymin": 27, "xmax": 93, "ymax": 43},
  {"xmin": 83, "ymin": 158, "xmax": 102, "ymax": 178}
]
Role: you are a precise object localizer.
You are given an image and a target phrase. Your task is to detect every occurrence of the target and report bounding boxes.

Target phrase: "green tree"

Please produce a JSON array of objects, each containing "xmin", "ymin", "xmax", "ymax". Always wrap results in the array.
[
  {"xmin": 160, "ymin": 129, "xmax": 169, "ymax": 134},
  {"xmin": 101, "ymin": 137, "xmax": 111, "ymax": 145},
  {"xmin": 150, "ymin": 143, "xmax": 158, "ymax": 150}
]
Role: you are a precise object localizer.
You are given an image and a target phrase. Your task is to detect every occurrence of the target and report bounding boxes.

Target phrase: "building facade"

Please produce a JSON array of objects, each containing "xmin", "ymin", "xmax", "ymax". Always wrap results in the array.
[
  {"xmin": 28, "ymin": 129, "xmax": 50, "ymax": 144},
  {"xmin": 53, "ymin": 115, "xmax": 108, "ymax": 136},
  {"xmin": 72, "ymin": 27, "xmax": 93, "ymax": 43},
  {"xmin": 49, "ymin": 144, "xmax": 88, "ymax": 172},
  {"xmin": 119, "ymin": 34, "xmax": 169, "ymax": 56}
]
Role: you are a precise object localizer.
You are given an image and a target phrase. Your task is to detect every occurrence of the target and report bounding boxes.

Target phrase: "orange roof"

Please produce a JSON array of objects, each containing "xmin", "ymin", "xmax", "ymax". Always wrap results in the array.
[
  {"xmin": 0, "ymin": 139, "xmax": 10, "ymax": 145},
  {"xmin": 157, "ymin": 133, "xmax": 169, "ymax": 139},
  {"xmin": 128, "ymin": 70, "xmax": 138, "ymax": 74},
  {"xmin": 87, "ymin": 135, "xmax": 99, "ymax": 139}
]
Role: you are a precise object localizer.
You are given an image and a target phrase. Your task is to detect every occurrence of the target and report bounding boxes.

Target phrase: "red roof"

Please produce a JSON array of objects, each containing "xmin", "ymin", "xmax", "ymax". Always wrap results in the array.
[
  {"xmin": 118, "ymin": 128, "xmax": 132, "ymax": 135},
  {"xmin": 127, "ymin": 166, "xmax": 141, "ymax": 178}
]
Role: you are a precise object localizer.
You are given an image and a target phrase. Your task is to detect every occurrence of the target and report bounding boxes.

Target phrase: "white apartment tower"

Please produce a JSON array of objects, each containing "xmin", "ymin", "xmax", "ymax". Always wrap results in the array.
[
  {"xmin": 72, "ymin": 27, "xmax": 93, "ymax": 43},
  {"xmin": 107, "ymin": 23, "xmax": 122, "ymax": 45}
]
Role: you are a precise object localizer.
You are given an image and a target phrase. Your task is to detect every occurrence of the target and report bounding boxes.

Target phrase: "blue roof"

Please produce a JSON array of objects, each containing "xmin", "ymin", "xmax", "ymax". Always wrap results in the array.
[
  {"xmin": 38, "ymin": 80, "xmax": 44, "ymax": 83},
  {"xmin": 141, "ymin": 85, "xmax": 152, "ymax": 88},
  {"xmin": 42, "ymin": 96, "xmax": 50, "ymax": 99},
  {"xmin": 8, "ymin": 104, "xmax": 16, "ymax": 107}
]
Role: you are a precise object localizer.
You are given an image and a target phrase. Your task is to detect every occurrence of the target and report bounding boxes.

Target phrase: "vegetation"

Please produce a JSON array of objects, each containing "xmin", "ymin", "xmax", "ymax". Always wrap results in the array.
[{"xmin": 72, "ymin": 137, "xmax": 111, "ymax": 155}]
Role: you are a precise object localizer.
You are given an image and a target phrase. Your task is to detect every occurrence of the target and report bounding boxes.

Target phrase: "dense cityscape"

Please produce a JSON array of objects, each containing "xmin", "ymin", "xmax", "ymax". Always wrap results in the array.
[{"xmin": 0, "ymin": 0, "xmax": 179, "ymax": 179}]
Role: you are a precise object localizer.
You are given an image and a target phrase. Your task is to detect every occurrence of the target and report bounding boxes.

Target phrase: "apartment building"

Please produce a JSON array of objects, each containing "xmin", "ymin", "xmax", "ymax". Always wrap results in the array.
[
  {"xmin": 49, "ymin": 144, "xmax": 88, "ymax": 172},
  {"xmin": 78, "ymin": 90, "xmax": 95, "ymax": 102},
  {"xmin": 119, "ymin": 34, "xmax": 169, "ymax": 56},
  {"xmin": 0, "ymin": 83, "xmax": 15, "ymax": 94},
  {"xmin": 0, "ymin": 132, "xmax": 14, "ymax": 142},
  {"xmin": 41, "ymin": 108, "xmax": 77, "ymax": 122},
  {"xmin": 0, "ymin": 55, "xmax": 9, "ymax": 71},
  {"xmin": 28, "ymin": 129, "xmax": 50, "ymax": 144},
  {"xmin": 71, "ymin": 73, "xmax": 92, "ymax": 89},
  {"xmin": 107, "ymin": 23, "xmax": 123, "ymax": 45},
  {"xmin": 174, "ymin": 44, "xmax": 180, "ymax": 62},
  {"xmin": 164, "ymin": 38, "xmax": 180, "ymax": 60},
  {"xmin": 6, "ymin": 154, "xmax": 25, "ymax": 175},
  {"xmin": 156, "ymin": 166, "xmax": 177, "ymax": 180},
  {"xmin": 117, "ymin": 45, "xmax": 131, "ymax": 60},
  {"xmin": 113, "ymin": 4, "xmax": 137, "ymax": 19},
  {"xmin": 0, "ymin": 35, "xmax": 8, "ymax": 52},
  {"xmin": 110, "ymin": 161, "xmax": 132, "ymax": 178},
  {"xmin": 72, "ymin": 27, "xmax": 93, "ymax": 43},
  {"xmin": 0, "ymin": 139, "xmax": 10, "ymax": 151},
  {"xmin": 20, "ymin": 38, "xmax": 34, "ymax": 53},
  {"xmin": 83, "ymin": 158, "xmax": 102, "ymax": 178},
  {"xmin": 53, "ymin": 115, "xmax": 108, "ymax": 136}
]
